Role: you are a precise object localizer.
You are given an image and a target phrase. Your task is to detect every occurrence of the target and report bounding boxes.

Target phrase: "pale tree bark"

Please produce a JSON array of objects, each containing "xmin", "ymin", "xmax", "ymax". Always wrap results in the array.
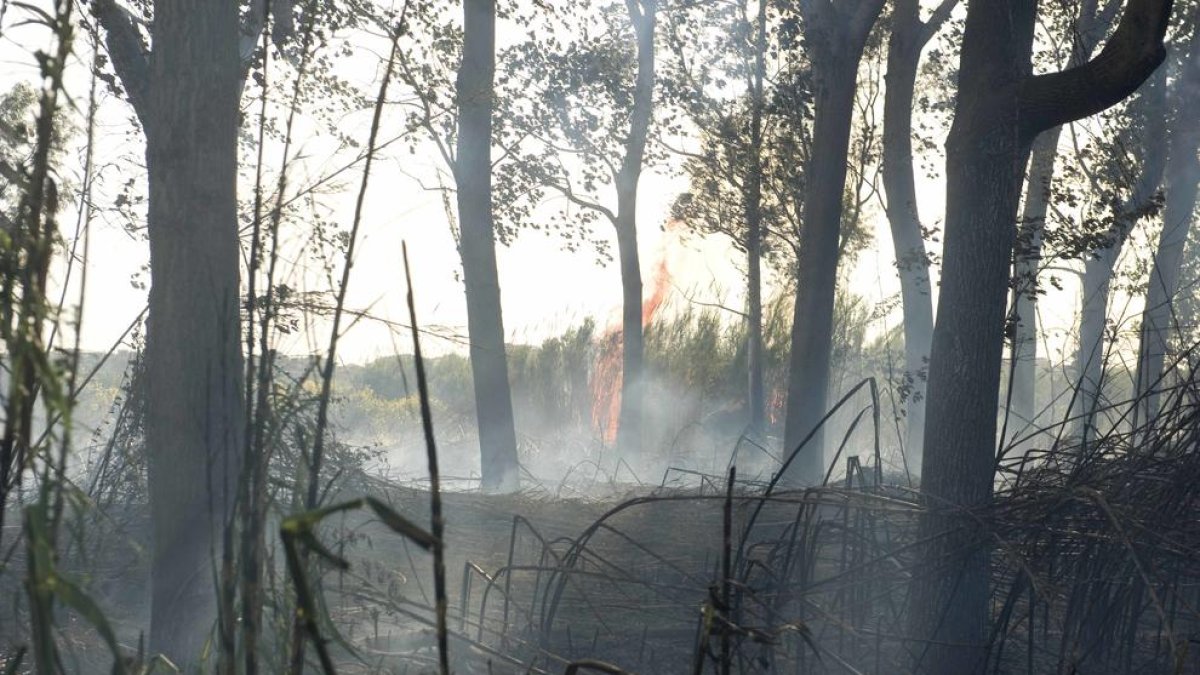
[
  {"xmin": 1009, "ymin": 130, "xmax": 1056, "ymax": 434},
  {"xmin": 93, "ymin": 0, "xmax": 247, "ymax": 662},
  {"xmin": 745, "ymin": 0, "xmax": 767, "ymax": 439},
  {"xmin": 881, "ymin": 0, "xmax": 957, "ymax": 471},
  {"xmin": 456, "ymin": 0, "xmax": 520, "ymax": 492},
  {"xmin": 1134, "ymin": 32, "xmax": 1200, "ymax": 428},
  {"xmin": 1010, "ymin": 0, "xmax": 1120, "ymax": 441},
  {"xmin": 909, "ymin": 0, "xmax": 1172, "ymax": 671},
  {"xmin": 1072, "ymin": 66, "xmax": 1166, "ymax": 446},
  {"xmin": 781, "ymin": 0, "xmax": 886, "ymax": 485},
  {"xmin": 613, "ymin": 0, "xmax": 656, "ymax": 459}
]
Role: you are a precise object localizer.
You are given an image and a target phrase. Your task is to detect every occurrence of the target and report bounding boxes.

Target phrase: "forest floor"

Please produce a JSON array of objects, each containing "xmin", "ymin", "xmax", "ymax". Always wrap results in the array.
[{"xmin": 5, "ymin": 454, "xmax": 1196, "ymax": 675}]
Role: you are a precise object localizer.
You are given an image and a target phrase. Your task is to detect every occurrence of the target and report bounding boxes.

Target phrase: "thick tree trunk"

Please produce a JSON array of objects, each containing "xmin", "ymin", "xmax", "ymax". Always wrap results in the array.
[
  {"xmin": 782, "ymin": 58, "xmax": 860, "ymax": 485},
  {"xmin": 745, "ymin": 0, "xmax": 767, "ymax": 440},
  {"xmin": 1135, "ymin": 36, "xmax": 1200, "ymax": 427},
  {"xmin": 613, "ymin": 0, "xmax": 656, "ymax": 459},
  {"xmin": 456, "ymin": 0, "xmax": 520, "ymax": 493},
  {"xmin": 908, "ymin": 5, "xmax": 1032, "ymax": 667},
  {"xmin": 142, "ymin": 0, "xmax": 245, "ymax": 661},
  {"xmin": 882, "ymin": 0, "xmax": 947, "ymax": 470},
  {"xmin": 910, "ymin": 0, "xmax": 1171, "ymax": 670}
]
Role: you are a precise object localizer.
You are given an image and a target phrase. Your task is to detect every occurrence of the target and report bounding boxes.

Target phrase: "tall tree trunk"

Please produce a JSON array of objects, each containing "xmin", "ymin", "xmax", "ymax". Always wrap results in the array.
[
  {"xmin": 744, "ymin": 0, "xmax": 767, "ymax": 440},
  {"xmin": 456, "ymin": 0, "xmax": 520, "ymax": 493},
  {"xmin": 613, "ymin": 196, "xmax": 644, "ymax": 457},
  {"xmin": 781, "ymin": 0, "xmax": 885, "ymax": 485},
  {"xmin": 1075, "ymin": 253, "xmax": 1117, "ymax": 442},
  {"xmin": 1010, "ymin": 129, "xmax": 1059, "ymax": 436},
  {"xmin": 909, "ymin": 0, "xmax": 1171, "ymax": 671},
  {"xmin": 613, "ymin": 0, "xmax": 656, "ymax": 459},
  {"xmin": 1010, "ymin": 0, "xmax": 1116, "ymax": 442},
  {"xmin": 1135, "ymin": 34, "xmax": 1200, "ymax": 428},
  {"xmin": 782, "ymin": 62, "xmax": 857, "ymax": 484},
  {"xmin": 908, "ymin": 5, "xmax": 1034, "ymax": 668},
  {"xmin": 142, "ymin": 0, "xmax": 245, "ymax": 661},
  {"xmin": 881, "ymin": 0, "xmax": 955, "ymax": 471},
  {"xmin": 1073, "ymin": 67, "xmax": 1166, "ymax": 445}
]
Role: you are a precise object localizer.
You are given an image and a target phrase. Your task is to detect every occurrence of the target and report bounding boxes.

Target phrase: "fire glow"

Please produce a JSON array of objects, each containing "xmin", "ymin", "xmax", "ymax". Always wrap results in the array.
[{"xmin": 590, "ymin": 250, "xmax": 673, "ymax": 445}]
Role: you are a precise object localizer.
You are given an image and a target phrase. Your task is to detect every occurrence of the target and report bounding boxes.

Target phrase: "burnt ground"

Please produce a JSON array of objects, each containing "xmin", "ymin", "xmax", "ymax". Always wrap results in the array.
[{"xmin": 1, "ymin": 474, "xmax": 902, "ymax": 674}]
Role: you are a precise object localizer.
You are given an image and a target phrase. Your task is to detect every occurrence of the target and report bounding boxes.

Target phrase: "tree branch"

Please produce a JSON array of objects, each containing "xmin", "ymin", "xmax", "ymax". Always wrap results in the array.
[
  {"xmin": 1018, "ymin": 0, "xmax": 1173, "ymax": 139},
  {"xmin": 542, "ymin": 172, "xmax": 617, "ymax": 223},
  {"xmin": 91, "ymin": 0, "xmax": 151, "ymax": 122},
  {"xmin": 919, "ymin": 0, "xmax": 960, "ymax": 44}
]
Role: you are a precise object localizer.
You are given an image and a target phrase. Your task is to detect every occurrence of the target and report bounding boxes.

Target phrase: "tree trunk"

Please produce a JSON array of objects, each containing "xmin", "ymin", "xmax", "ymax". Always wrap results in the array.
[
  {"xmin": 613, "ymin": 0, "xmax": 656, "ymax": 459},
  {"xmin": 1010, "ymin": 129, "xmax": 1060, "ymax": 438},
  {"xmin": 1135, "ymin": 35, "xmax": 1200, "ymax": 427},
  {"xmin": 1008, "ymin": 0, "xmax": 1115, "ymax": 443},
  {"xmin": 1073, "ymin": 67, "xmax": 1166, "ymax": 445},
  {"xmin": 613, "ymin": 194, "xmax": 644, "ymax": 457},
  {"xmin": 782, "ymin": 57, "xmax": 861, "ymax": 485},
  {"xmin": 1074, "ymin": 253, "xmax": 1115, "ymax": 443},
  {"xmin": 744, "ymin": 0, "xmax": 767, "ymax": 440},
  {"xmin": 908, "ymin": 6, "xmax": 1033, "ymax": 668},
  {"xmin": 141, "ymin": 0, "xmax": 245, "ymax": 661},
  {"xmin": 910, "ymin": 0, "xmax": 1171, "ymax": 670},
  {"xmin": 456, "ymin": 0, "xmax": 520, "ymax": 493},
  {"xmin": 780, "ymin": 0, "xmax": 884, "ymax": 485},
  {"xmin": 882, "ymin": 0, "xmax": 948, "ymax": 471}
]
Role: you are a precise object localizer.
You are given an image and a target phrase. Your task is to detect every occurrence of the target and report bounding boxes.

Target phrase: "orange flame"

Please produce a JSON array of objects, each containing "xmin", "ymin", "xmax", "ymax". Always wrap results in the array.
[
  {"xmin": 590, "ymin": 331, "xmax": 623, "ymax": 445},
  {"xmin": 591, "ymin": 241, "xmax": 676, "ymax": 445},
  {"xmin": 642, "ymin": 257, "xmax": 670, "ymax": 326}
]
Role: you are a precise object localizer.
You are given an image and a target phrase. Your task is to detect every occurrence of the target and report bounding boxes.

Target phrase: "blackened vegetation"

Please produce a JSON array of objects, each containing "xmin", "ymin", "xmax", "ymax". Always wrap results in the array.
[
  {"xmin": 330, "ymin": 382, "xmax": 1200, "ymax": 675},
  {"xmin": 241, "ymin": 372, "xmax": 1200, "ymax": 675}
]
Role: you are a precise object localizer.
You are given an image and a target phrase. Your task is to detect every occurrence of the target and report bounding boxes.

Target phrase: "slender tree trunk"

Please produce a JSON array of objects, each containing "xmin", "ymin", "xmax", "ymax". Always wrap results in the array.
[
  {"xmin": 882, "ymin": 0, "xmax": 950, "ymax": 470},
  {"xmin": 141, "ymin": 0, "xmax": 245, "ymax": 661},
  {"xmin": 1135, "ymin": 35, "xmax": 1200, "ymax": 427},
  {"xmin": 910, "ymin": 0, "xmax": 1171, "ymax": 670},
  {"xmin": 780, "ymin": 0, "xmax": 884, "ymax": 485},
  {"xmin": 1075, "ymin": 254, "xmax": 1113, "ymax": 438},
  {"xmin": 613, "ymin": 194, "xmax": 644, "ymax": 457},
  {"xmin": 782, "ymin": 58, "xmax": 861, "ymax": 484},
  {"xmin": 1073, "ymin": 67, "xmax": 1166, "ymax": 444},
  {"xmin": 1010, "ymin": 0, "xmax": 1117, "ymax": 442},
  {"xmin": 744, "ymin": 0, "xmax": 767, "ymax": 440},
  {"xmin": 456, "ymin": 0, "xmax": 520, "ymax": 493},
  {"xmin": 1010, "ymin": 129, "xmax": 1060, "ymax": 436},
  {"xmin": 613, "ymin": 0, "xmax": 656, "ymax": 459}
]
